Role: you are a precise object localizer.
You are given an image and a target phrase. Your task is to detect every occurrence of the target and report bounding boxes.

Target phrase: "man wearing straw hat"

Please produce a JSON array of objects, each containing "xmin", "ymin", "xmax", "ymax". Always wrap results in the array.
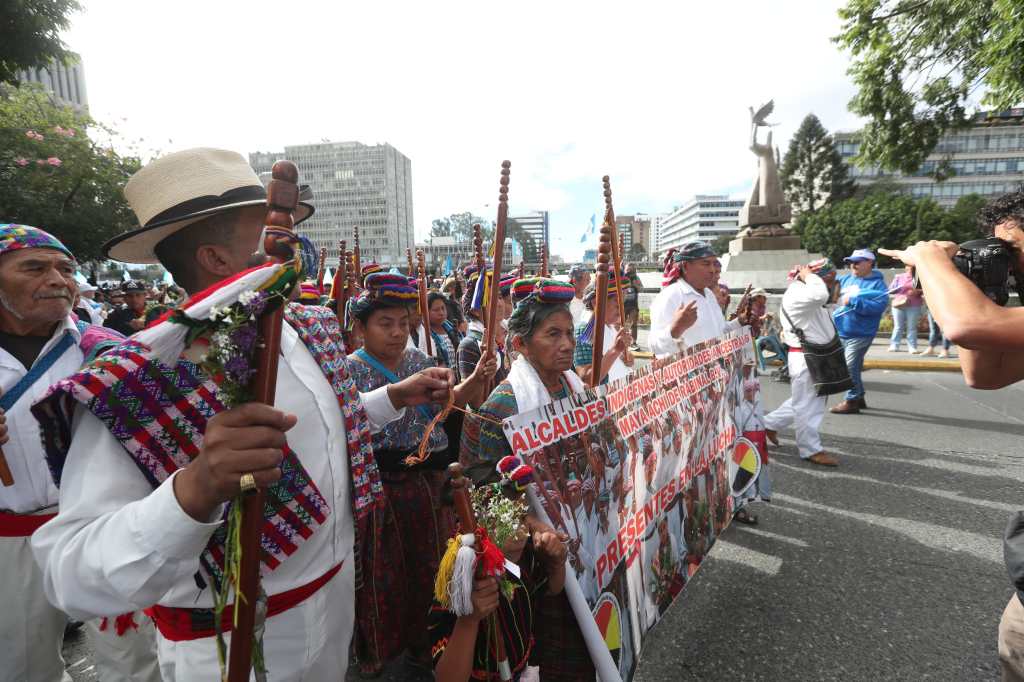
[{"xmin": 31, "ymin": 148, "xmax": 453, "ymax": 681}]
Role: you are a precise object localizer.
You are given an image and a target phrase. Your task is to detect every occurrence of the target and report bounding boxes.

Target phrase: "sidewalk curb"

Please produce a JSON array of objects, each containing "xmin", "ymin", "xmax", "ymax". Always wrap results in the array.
[{"xmin": 864, "ymin": 358, "xmax": 961, "ymax": 372}]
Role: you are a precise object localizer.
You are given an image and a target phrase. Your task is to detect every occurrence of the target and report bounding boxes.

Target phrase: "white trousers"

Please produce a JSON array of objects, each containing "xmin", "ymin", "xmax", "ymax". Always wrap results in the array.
[
  {"xmin": 85, "ymin": 613, "xmax": 161, "ymax": 682},
  {"xmin": 0, "ymin": 534, "xmax": 70, "ymax": 682},
  {"xmin": 157, "ymin": 558, "xmax": 354, "ymax": 681},
  {"xmin": 763, "ymin": 351, "xmax": 827, "ymax": 459}
]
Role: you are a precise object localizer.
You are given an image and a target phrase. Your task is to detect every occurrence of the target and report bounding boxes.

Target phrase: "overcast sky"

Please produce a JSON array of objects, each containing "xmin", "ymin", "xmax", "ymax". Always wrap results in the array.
[{"xmin": 66, "ymin": 0, "xmax": 862, "ymax": 261}]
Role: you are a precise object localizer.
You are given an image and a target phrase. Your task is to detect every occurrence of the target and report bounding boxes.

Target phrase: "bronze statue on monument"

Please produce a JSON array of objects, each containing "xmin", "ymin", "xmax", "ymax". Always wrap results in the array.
[{"xmin": 736, "ymin": 100, "xmax": 792, "ymax": 238}]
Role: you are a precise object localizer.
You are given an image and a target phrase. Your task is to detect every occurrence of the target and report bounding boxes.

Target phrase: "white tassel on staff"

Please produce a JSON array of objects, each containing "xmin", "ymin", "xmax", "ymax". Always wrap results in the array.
[{"xmin": 449, "ymin": 533, "xmax": 478, "ymax": 617}]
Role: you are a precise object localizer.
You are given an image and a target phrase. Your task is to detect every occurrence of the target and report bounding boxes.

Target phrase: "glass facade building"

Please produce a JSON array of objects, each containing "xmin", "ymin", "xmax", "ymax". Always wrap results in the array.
[
  {"xmin": 835, "ymin": 110, "xmax": 1024, "ymax": 206},
  {"xmin": 655, "ymin": 195, "xmax": 743, "ymax": 259},
  {"xmin": 250, "ymin": 141, "xmax": 414, "ymax": 266}
]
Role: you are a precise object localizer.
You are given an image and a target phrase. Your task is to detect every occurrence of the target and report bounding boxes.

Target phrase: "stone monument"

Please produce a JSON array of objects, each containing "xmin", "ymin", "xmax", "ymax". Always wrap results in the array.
[{"xmin": 722, "ymin": 100, "xmax": 819, "ymax": 289}]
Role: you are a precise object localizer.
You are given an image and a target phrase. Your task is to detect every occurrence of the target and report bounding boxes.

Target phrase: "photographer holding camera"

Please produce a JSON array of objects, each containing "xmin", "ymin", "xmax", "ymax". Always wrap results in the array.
[{"xmin": 881, "ymin": 189, "xmax": 1024, "ymax": 681}]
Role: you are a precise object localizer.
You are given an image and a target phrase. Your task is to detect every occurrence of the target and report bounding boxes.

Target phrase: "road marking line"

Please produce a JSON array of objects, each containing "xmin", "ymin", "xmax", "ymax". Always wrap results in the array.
[
  {"xmin": 773, "ymin": 459, "xmax": 1020, "ymax": 512},
  {"xmin": 775, "ymin": 493, "xmax": 1002, "ymax": 564},
  {"xmin": 710, "ymin": 540, "xmax": 783, "ymax": 575},
  {"xmin": 733, "ymin": 524, "xmax": 810, "ymax": 548}
]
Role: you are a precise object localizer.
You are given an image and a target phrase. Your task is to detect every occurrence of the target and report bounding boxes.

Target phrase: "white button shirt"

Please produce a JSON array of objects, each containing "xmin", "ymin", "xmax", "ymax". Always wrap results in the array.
[
  {"xmin": 32, "ymin": 322, "xmax": 402, "ymax": 618},
  {"xmin": 0, "ymin": 316, "xmax": 85, "ymax": 514},
  {"xmin": 648, "ymin": 279, "xmax": 740, "ymax": 358},
  {"xmin": 777, "ymin": 274, "xmax": 836, "ymax": 347}
]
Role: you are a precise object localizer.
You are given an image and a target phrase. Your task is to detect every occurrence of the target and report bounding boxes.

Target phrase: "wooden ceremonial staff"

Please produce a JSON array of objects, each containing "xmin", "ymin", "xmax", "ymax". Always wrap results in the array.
[
  {"xmin": 603, "ymin": 176, "xmax": 627, "ymax": 326},
  {"xmin": 336, "ymin": 239, "xmax": 348, "ymax": 315},
  {"xmin": 352, "ymin": 225, "xmax": 362, "ymax": 287},
  {"xmin": 483, "ymin": 162, "xmax": 511, "ymax": 366},
  {"xmin": 315, "ymin": 246, "xmax": 327, "ymax": 293},
  {"xmin": 0, "ymin": 429, "xmax": 12, "ymax": 486},
  {"xmin": 406, "ymin": 248, "xmax": 414, "ymax": 277},
  {"xmin": 589, "ymin": 223, "xmax": 612, "ymax": 389},
  {"xmin": 447, "ymin": 462, "xmax": 513, "ymax": 681},
  {"xmin": 417, "ymin": 249, "xmax": 433, "ymax": 357},
  {"xmin": 346, "ymin": 250, "xmax": 357, "ymax": 298},
  {"xmin": 540, "ymin": 240, "xmax": 548, "ymax": 277},
  {"xmin": 227, "ymin": 160, "xmax": 300, "ymax": 682}
]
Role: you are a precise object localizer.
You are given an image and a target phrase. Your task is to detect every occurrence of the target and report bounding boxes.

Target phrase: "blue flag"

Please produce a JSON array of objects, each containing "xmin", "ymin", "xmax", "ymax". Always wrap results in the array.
[
  {"xmin": 443, "ymin": 254, "xmax": 453, "ymax": 276},
  {"xmin": 589, "ymin": 213, "xmax": 596, "ymax": 232}
]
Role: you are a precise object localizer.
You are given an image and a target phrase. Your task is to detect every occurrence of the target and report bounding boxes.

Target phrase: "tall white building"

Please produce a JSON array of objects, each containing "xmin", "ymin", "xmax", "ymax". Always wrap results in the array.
[
  {"xmin": 655, "ymin": 195, "xmax": 743, "ymax": 259},
  {"xmin": 836, "ymin": 109, "xmax": 1024, "ymax": 207},
  {"xmin": 16, "ymin": 54, "xmax": 88, "ymax": 110},
  {"xmin": 250, "ymin": 141, "xmax": 414, "ymax": 266}
]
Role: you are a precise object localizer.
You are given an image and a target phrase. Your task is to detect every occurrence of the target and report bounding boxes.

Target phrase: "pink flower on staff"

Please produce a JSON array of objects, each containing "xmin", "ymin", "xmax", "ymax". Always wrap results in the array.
[
  {"xmin": 14, "ymin": 158, "xmax": 28, "ymax": 167},
  {"xmin": 47, "ymin": 157, "xmax": 62, "ymax": 167}
]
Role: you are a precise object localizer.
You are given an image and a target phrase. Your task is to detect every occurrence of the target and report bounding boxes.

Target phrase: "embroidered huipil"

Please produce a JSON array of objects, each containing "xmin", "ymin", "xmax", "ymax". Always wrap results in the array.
[
  {"xmin": 347, "ymin": 349, "xmax": 447, "ymax": 455},
  {"xmin": 31, "ymin": 322, "xmax": 403, "ymax": 676}
]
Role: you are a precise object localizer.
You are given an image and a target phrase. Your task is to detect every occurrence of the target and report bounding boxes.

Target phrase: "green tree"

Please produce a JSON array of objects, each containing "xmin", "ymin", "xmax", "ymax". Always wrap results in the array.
[
  {"xmin": 627, "ymin": 242, "xmax": 648, "ymax": 261},
  {"xmin": 795, "ymin": 188, "xmax": 947, "ymax": 265},
  {"xmin": 1, "ymin": 0, "xmax": 82, "ymax": 85},
  {"xmin": 780, "ymin": 114, "xmax": 855, "ymax": 213},
  {"xmin": 712, "ymin": 235, "xmax": 733, "ymax": 256},
  {"xmin": 835, "ymin": 0, "xmax": 1024, "ymax": 174},
  {"xmin": 0, "ymin": 83, "xmax": 143, "ymax": 264},
  {"xmin": 430, "ymin": 212, "xmax": 539, "ymax": 264}
]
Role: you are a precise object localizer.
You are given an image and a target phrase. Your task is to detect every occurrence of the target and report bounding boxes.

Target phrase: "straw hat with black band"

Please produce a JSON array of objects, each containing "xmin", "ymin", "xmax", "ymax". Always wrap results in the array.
[{"xmin": 104, "ymin": 148, "xmax": 314, "ymax": 264}]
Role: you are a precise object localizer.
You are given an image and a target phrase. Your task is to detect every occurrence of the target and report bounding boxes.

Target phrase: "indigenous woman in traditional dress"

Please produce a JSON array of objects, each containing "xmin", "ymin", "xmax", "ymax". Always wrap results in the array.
[
  {"xmin": 572, "ymin": 274, "xmax": 634, "ymax": 386},
  {"xmin": 456, "ymin": 268, "xmax": 514, "ymax": 407},
  {"xmin": 427, "ymin": 291, "xmax": 464, "ymax": 380},
  {"xmin": 347, "ymin": 272, "xmax": 497, "ymax": 677},
  {"xmin": 460, "ymin": 277, "xmax": 596, "ymax": 682}
]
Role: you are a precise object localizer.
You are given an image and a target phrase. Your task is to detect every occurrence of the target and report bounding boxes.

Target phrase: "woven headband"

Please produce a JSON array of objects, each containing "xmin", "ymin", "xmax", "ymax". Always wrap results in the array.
[{"xmin": 0, "ymin": 224, "xmax": 73, "ymax": 259}]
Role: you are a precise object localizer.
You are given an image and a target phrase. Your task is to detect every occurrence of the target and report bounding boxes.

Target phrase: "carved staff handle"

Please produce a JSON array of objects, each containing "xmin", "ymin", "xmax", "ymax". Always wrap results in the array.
[
  {"xmin": 590, "ymin": 223, "xmax": 612, "ymax": 388},
  {"xmin": 603, "ymin": 176, "xmax": 626, "ymax": 327},
  {"xmin": 483, "ymin": 162, "xmax": 511, "ymax": 355}
]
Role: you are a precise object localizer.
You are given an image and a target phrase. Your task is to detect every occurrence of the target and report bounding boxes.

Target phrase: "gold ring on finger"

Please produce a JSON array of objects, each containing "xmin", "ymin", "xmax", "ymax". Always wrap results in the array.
[{"xmin": 240, "ymin": 472, "xmax": 257, "ymax": 495}]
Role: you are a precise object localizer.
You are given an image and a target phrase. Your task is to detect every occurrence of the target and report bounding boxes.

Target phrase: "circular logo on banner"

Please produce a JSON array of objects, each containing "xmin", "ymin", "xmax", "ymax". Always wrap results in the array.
[
  {"xmin": 729, "ymin": 436, "xmax": 762, "ymax": 496},
  {"xmin": 592, "ymin": 592, "xmax": 622, "ymax": 666}
]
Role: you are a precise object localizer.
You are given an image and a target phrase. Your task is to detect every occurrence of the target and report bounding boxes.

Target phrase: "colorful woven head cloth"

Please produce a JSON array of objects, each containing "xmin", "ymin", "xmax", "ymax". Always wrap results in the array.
[
  {"xmin": 362, "ymin": 262, "xmax": 384, "ymax": 279},
  {"xmin": 498, "ymin": 273, "xmax": 517, "ymax": 297},
  {"xmin": 510, "ymin": 277, "xmax": 575, "ymax": 307},
  {"xmin": 787, "ymin": 257, "xmax": 836, "ymax": 282},
  {"xmin": 0, "ymin": 224, "xmax": 73, "ymax": 259},
  {"xmin": 298, "ymin": 281, "xmax": 320, "ymax": 302}
]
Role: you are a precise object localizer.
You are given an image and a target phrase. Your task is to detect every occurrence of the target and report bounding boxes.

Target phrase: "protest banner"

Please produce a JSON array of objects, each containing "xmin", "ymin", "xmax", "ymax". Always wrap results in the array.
[{"xmin": 503, "ymin": 327, "xmax": 768, "ymax": 681}]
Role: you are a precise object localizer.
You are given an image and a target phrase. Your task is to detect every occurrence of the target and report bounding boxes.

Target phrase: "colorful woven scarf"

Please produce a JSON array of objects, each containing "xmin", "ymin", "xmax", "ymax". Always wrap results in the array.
[{"xmin": 33, "ymin": 304, "xmax": 383, "ymax": 587}]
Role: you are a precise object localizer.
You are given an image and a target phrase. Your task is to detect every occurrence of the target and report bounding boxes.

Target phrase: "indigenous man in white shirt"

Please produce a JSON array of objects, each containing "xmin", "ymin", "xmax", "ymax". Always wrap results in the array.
[
  {"xmin": 763, "ymin": 259, "xmax": 840, "ymax": 467},
  {"xmin": 567, "ymin": 264, "xmax": 591, "ymax": 327},
  {"xmin": 0, "ymin": 224, "xmax": 155, "ymax": 682},
  {"xmin": 30, "ymin": 149, "xmax": 452, "ymax": 681},
  {"xmin": 649, "ymin": 240, "xmax": 748, "ymax": 358}
]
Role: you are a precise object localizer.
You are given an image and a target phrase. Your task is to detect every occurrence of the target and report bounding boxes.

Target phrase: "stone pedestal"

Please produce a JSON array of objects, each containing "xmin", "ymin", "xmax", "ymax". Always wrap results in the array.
[
  {"xmin": 738, "ymin": 204, "xmax": 792, "ymax": 230},
  {"xmin": 720, "ymin": 236, "xmax": 820, "ymax": 291}
]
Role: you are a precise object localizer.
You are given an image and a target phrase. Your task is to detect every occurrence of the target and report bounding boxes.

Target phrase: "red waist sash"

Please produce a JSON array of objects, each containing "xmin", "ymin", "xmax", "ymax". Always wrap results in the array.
[
  {"xmin": 0, "ymin": 510, "xmax": 57, "ymax": 537},
  {"xmin": 146, "ymin": 561, "xmax": 343, "ymax": 642},
  {"xmin": 787, "ymin": 346, "xmax": 802, "ymax": 353}
]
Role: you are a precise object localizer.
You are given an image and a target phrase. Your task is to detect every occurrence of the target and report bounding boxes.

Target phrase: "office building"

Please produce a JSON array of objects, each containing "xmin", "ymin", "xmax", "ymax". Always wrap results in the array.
[
  {"xmin": 836, "ymin": 110, "xmax": 1024, "ymax": 207},
  {"xmin": 250, "ymin": 141, "xmax": 414, "ymax": 266},
  {"xmin": 16, "ymin": 54, "xmax": 88, "ymax": 110},
  {"xmin": 615, "ymin": 214, "xmax": 653, "ymax": 259},
  {"xmin": 508, "ymin": 211, "xmax": 549, "ymax": 251},
  {"xmin": 655, "ymin": 195, "xmax": 743, "ymax": 259}
]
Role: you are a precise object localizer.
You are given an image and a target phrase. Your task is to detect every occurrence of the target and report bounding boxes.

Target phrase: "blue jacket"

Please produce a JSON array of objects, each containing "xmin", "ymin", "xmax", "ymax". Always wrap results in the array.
[{"xmin": 833, "ymin": 270, "xmax": 888, "ymax": 339}]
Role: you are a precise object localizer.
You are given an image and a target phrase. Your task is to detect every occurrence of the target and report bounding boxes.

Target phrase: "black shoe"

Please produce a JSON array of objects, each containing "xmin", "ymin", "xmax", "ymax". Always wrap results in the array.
[{"xmin": 856, "ymin": 397, "xmax": 867, "ymax": 409}]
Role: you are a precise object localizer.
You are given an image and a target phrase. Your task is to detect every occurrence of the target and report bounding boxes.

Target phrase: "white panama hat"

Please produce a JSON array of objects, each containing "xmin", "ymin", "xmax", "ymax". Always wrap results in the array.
[{"xmin": 104, "ymin": 147, "xmax": 314, "ymax": 264}]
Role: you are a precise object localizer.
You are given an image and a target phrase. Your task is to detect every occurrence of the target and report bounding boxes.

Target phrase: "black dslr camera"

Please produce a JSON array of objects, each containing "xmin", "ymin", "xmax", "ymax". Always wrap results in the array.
[{"xmin": 952, "ymin": 237, "xmax": 1021, "ymax": 306}]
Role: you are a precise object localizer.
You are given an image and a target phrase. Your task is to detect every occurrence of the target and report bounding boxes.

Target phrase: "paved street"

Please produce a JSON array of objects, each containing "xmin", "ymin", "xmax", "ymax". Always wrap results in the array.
[
  {"xmin": 64, "ymin": 367, "xmax": 1023, "ymax": 681},
  {"xmin": 635, "ymin": 368, "xmax": 1023, "ymax": 681}
]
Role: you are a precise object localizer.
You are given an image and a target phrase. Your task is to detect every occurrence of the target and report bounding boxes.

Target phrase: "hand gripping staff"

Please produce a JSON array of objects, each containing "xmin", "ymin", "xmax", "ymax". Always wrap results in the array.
[
  {"xmin": 447, "ymin": 462, "xmax": 514, "ymax": 681},
  {"xmin": 589, "ymin": 222, "xmax": 613, "ymax": 388},
  {"xmin": 227, "ymin": 160, "xmax": 300, "ymax": 682}
]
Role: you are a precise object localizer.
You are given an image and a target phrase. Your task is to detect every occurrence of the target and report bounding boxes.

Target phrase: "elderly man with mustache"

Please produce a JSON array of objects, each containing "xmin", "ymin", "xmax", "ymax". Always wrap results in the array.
[{"xmin": 0, "ymin": 224, "xmax": 159, "ymax": 682}]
